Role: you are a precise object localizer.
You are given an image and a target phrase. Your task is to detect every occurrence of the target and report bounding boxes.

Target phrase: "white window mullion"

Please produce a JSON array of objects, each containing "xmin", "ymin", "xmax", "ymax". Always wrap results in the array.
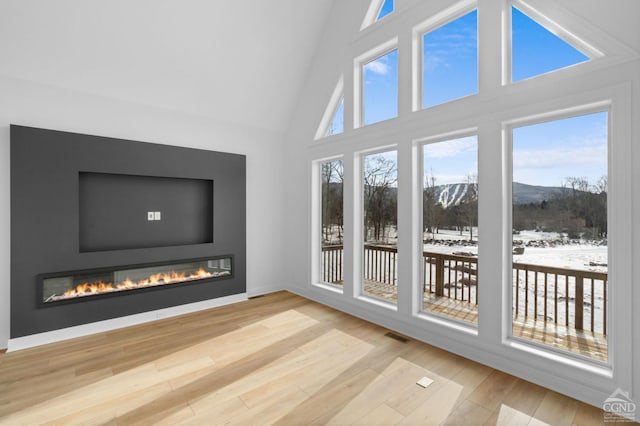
[
  {"xmin": 478, "ymin": 0, "xmax": 504, "ymax": 92},
  {"xmin": 477, "ymin": 122, "xmax": 505, "ymax": 343}
]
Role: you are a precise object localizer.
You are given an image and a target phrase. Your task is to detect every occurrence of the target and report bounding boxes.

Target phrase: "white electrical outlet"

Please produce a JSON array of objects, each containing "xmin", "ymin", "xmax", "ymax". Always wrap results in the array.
[
  {"xmin": 154, "ymin": 211, "xmax": 161, "ymax": 220},
  {"xmin": 147, "ymin": 211, "xmax": 155, "ymax": 221}
]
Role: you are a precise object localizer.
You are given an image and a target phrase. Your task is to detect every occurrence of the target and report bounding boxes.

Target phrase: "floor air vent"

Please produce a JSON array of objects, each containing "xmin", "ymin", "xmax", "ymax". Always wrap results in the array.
[{"xmin": 384, "ymin": 331, "xmax": 410, "ymax": 343}]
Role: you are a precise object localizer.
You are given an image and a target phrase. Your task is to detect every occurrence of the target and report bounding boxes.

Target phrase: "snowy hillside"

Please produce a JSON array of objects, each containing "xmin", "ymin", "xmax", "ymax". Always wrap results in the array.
[{"xmin": 431, "ymin": 182, "xmax": 566, "ymax": 208}]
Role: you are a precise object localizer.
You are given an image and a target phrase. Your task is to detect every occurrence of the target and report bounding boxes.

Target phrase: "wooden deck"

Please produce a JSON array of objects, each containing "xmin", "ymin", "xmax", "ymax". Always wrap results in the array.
[
  {"xmin": 362, "ymin": 280, "xmax": 607, "ymax": 361},
  {"xmin": 0, "ymin": 292, "xmax": 624, "ymax": 424},
  {"xmin": 512, "ymin": 317, "xmax": 607, "ymax": 362}
]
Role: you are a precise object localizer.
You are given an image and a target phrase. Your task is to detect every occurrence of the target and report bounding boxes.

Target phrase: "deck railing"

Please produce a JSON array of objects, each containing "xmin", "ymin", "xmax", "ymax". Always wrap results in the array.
[
  {"xmin": 321, "ymin": 244, "xmax": 608, "ymax": 335},
  {"xmin": 321, "ymin": 244, "xmax": 344, "ymax": 284},
  {"xmin": 423, "ymin": 251, "xmax": 477, "ymax": 305},
  {"xmin": 364, "ymin": 244, "xmax": 398, "ymax": 286},
  {"xmin": 513, "ymin": 262, "xmax": 607, "ymax": 335}
]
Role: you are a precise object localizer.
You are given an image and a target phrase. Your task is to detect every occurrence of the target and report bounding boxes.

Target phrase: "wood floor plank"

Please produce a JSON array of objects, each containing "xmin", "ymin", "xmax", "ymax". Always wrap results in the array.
[
  {"xmin": 386, "ymin": 375, "xmax": 448, "ymax": 417},
  {"xmin": 0, "ymin": 291, "xmax": 613, "ymax": 426},
  {"xmin": 442, "ymin": 399, "xmax": 493, "ymax": 425},
  {"xmin": 399, "ymin": 378, "xmax": 467, "ymax": 425},
  {"xmin": 466, "ymin": 370, "xmax": 519, "ymax": 412},
  {"xmin": 352, "ymin": 403, "xmax": 404, "ymax": 426},
  {"xmin": 484, "ymin": 404, "xmax": 533, "ymax": 425},
  {"xmin": 179, "ymin": 396, "xmax": 249, "ymax": 426},
  {"xmin": 530, "ymin": 390, "xmax": 580, "ymax": 426},
  {"xmin": 325, "ymin": 359, "xmax": 426, "ymax": 425},
  {"xmin": 572, "ymin": 401, "xmax": 610, "ymax": 425}
]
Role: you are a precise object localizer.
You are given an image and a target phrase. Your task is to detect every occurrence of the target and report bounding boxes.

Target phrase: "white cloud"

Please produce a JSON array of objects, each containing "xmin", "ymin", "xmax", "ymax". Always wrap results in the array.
[
  {"xmin": 364, "ymin": 59, "xmax": 390, "ymax": 75},
  {"xmin": 513, "ymin": 144, "xmax": 607, "ymax": 169},
  {"xmin": 424, "ymin": 136, "xmax": 477, "ymax": 158}
]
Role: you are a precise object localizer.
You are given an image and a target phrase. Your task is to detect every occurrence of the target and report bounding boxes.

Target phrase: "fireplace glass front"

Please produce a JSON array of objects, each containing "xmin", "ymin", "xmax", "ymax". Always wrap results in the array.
[{"xmin": 41, "ymin": 257, "xmax": 232, "ymax": 305}]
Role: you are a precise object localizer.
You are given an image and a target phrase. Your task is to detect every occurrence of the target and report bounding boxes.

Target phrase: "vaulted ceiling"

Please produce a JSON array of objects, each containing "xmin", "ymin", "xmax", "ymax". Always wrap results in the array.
[
  {"xmin": 0, "ymin": 0, "xmax": 335, "ymax": 133},
  {"xmin": 1, "ymin": 1, "xmax": 638, "ymax": 135}
]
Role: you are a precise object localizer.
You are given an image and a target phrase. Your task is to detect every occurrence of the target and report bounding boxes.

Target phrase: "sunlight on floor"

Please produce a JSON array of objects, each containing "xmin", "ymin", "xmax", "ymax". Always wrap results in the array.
[{"xmin": 494, "ymin": 403, "xmax": 534, "ymax": 424}]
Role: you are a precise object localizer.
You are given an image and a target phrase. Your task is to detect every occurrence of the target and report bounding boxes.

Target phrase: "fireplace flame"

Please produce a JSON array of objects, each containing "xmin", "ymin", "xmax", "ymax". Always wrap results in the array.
[{"xmin": 59, "ymin": 268, "xmax": 219, "ymax": 300}]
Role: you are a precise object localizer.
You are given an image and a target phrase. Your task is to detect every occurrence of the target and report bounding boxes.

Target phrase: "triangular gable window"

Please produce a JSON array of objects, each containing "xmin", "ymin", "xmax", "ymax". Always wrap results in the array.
[
  {"xmin": 376, "ymin": 0, "xmax": 394, "ymax": 22},
  {"xmin": 327, "ymin": 97, "xmax": 344, "ymax": 137},
  {"xmin": 315, "ymin": 78, "xmax": 344, "ymax": 140},
  {"xmin": 362, "ymin": 0, "xmax": 394, "ymax": 30},
  {"xmin": 511, "ymin": 6, "xmax": 590, "ymax": 82}
]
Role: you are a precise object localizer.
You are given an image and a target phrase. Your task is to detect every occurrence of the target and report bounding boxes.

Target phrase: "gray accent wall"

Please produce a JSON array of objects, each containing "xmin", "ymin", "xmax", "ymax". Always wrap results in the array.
[{"xmin": 10, "ymin": 125, "xmax": 246, "ymax": 338}]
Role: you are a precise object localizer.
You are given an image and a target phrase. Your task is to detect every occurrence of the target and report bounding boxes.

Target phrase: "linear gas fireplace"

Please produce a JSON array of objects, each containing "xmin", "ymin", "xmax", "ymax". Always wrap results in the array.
[{"xmin": 39, "ymin": 256, "xmax": 233, "ymax": 306}]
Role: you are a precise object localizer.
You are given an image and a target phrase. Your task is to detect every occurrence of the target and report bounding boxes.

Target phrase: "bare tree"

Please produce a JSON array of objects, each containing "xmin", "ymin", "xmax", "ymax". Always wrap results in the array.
[
  {"xmin": 364, "ymin": 155, "xmax": 397, "ymax": 243},
  {"xmin": 423, "ymin": 170, "xmax": 441, "ymax": 239},
  {"xmin": 321, "ymin": 160, "xmax": 344, "ymax": 243},
  {"xmin": 459, "ymin": 173, "xmax": 478, "ymax": 241}
]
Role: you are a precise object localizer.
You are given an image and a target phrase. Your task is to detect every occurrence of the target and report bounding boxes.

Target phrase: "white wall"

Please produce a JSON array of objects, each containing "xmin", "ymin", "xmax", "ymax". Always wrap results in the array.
[
  {"xmin": 284, "ymin": 0, "xmax": 640, "ymax": 412},
  {"xmin": 0, "ymin": 75, "xmax": 286, "ymax": 349}
]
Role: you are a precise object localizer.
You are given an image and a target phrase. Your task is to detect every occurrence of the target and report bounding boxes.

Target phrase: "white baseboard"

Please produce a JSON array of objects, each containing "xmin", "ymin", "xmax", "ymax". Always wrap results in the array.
[
  {"xmin": 7, "ymin": 293, "xmax": 247, "ymax": 352},
  {"xmin": 247, "ymin": 284, "xmax": 285, "ymax": 298}
]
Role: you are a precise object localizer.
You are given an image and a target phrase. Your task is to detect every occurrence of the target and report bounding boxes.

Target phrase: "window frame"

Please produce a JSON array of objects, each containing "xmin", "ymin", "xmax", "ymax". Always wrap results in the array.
[
  {"xmin": 312, "ymin": 156, "xmax": 345, "ymax": 294},
  {"xmin": 414, "ymin": 4, "xmax": 479, "ymax": 111},
  {"xmin": 354, "ymin": 39, "xmax": 399, "ymax": 129},
  {"xmin": 414, "ymin": 129, "xmax": 480, "ymax": 330},
  {"xmin": 504, "ymin": 0, "xmax": 604, "ymax": 85},
  {"xmin": 307, "ymin": 0, "xmax": 636, "ymax": 406},
  {"xmin": 357, "ymin": 145, "xmax": 400, "ymax": 309},
  {"xmin": 499, "ymin": 91, "xmax": 633, "ymax": 384}
]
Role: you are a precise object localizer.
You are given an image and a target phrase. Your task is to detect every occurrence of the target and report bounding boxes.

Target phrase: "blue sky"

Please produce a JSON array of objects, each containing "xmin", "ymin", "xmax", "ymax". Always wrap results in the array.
[
  {"xmin": 417, "ymin": 7, "xmax": 599, "ymax": 188},
  {"xmin": 423, "ymin": 136, "xmax": 478, "ymax": 186},
  {"xmin": 513, "ymin": 112, "xmax": 607, "ymax": 187},
  {"xmin": 421, "ymin": 111, "xmax": 607, "ymax": 189},
  {"xmin": 512, "ymin": 7, "xmax": 589, "ymax": 82},
  {"xmin": 363, "ymin": 49, "xmax": 398, "ymax": 125},
  {"xmin": 376, "ymin": 0, "xmax": 394, "ymax": 21},
  {"xmin": 343, "ymin": 5, "xmax": 604, "ymax": 190},
  {"xmin": 423, "ymin": 10, "xmax": 477, "ymax": 108}
]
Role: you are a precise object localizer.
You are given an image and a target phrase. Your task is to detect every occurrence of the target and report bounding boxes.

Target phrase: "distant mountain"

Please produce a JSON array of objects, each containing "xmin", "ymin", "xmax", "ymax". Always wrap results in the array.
[
  {"xmin": 512, "ymin": 182, "xmax": 568, "ymax": 205},
  {"xmin": 428, "ymin": 182, "xmax": 567, "ymax": 207}
]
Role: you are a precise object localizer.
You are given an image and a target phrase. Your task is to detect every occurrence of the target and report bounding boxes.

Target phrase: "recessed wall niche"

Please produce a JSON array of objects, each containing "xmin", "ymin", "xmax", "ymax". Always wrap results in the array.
[
  {"xmin": 79, "ymin": 172, "xmax": 214, "ymax": 252},
  {"xmin": 10, "ymin": 125, "xmax": 246, "ymax": 338}
]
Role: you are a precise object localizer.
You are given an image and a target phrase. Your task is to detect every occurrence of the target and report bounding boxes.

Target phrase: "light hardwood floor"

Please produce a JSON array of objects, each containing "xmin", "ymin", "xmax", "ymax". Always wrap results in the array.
[{"xmin": 0, "ymin": 291, "xmax": 632, "ymax": 425}]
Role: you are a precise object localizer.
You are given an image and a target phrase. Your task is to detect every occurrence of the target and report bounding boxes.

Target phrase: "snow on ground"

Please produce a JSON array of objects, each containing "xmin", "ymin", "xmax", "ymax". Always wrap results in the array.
[
  {"xmin": 424, "ymin": 229, "xmax": 607, "ymax": 273},
  {"xmin": 423, "ymin": 229, "xmax": 608, "ymax": 335},
  {"xmin": 515, "ymin": 245, "xmax": 607, "ymax": 273}
]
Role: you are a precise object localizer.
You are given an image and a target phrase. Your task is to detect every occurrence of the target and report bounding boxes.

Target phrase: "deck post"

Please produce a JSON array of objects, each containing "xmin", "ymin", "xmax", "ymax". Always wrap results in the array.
[
  {"xmin": 435, "ymin": 255, "xmax": 444, "ymax": 297},
  {"xmin": 575, "ymin": 275, "xmax": 584, "ymax": 330}
]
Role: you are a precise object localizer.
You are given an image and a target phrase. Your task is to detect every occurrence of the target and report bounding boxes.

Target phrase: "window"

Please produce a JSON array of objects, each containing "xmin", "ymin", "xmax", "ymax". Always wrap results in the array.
[
  {"xmin": 362, "ymin": 49, "xmax": 398, "ymax": 126},
  {"xmin": 316, "ymin": 78, "xmax": 344, "ymax": 140},
  {"xmin": 327, "ymin": 97, "xmax": 344, "ymax": 137},
  {"xmin": 422, "ymin": 136, "xmax": 478, "ymax": 324},
  {"xmin": 511, "ymin": 6, "xmax": 590, "ymax": 82},
  {"xmin": 362, "ymin": 0, "xmax": 395, "ymax": 30},
  {"xmin": 320, "ymin": 159, "xmax": 344, "ymax": 288},
  {"xmin": 309, "ymin": 0, "xmax": 631, "ymax": 401},
  {"xmin": 376, "ymin": 0, "xmax": 394, "ymax": 22},
  {"xmin": 511, "ymin": 111, "xmax": 608, "ymax": 361},
  {"xmin": 362, "ymin": 150, "xmax": 398, "ymax": 303},
  {"xmin": 422, "ymin": 9, "xmax": 478, "ymax": 108}
]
